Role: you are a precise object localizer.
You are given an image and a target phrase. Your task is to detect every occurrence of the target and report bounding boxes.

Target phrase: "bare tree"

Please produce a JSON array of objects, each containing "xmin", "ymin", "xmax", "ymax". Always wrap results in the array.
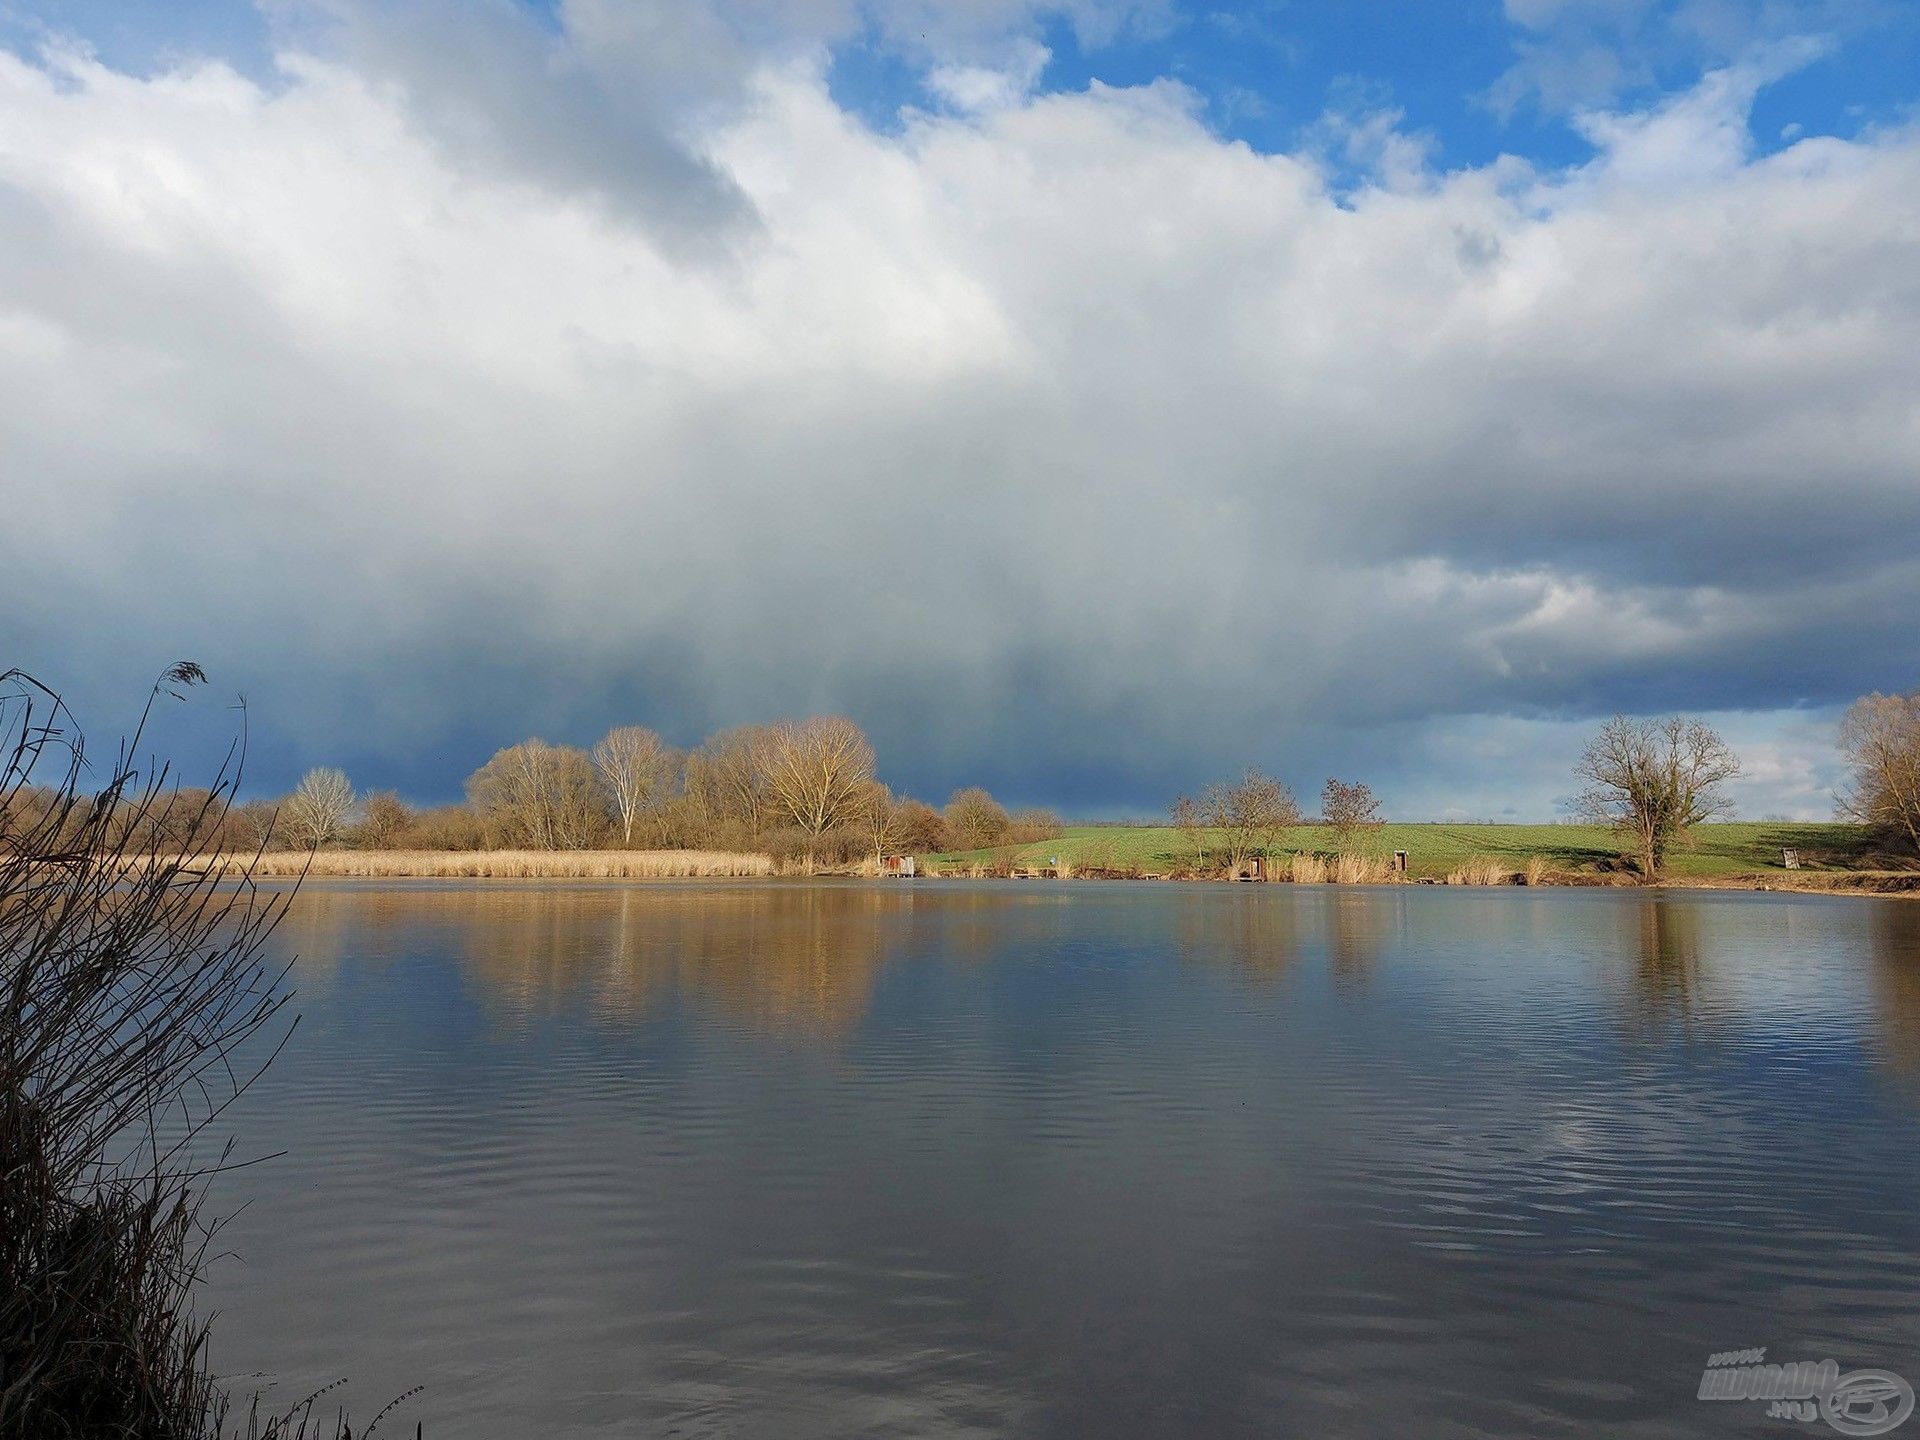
[
  {"xmin": 893, "ymin": 798, "xmax": 949, "ymax": 853},
  {"xmin": 1202, "ymin": 768, "xmax": 1300, "ymax": 873},
  {"xmin": 686, "ymin": 724, "xmax": 777, "ymax": 842},
  {"xmin": 944, "ymin": 786, "xmax": 1011, "ymax": 850},
  {"xmin": 1321, "ymin": 778, "xmax": 1384, "ymax": 854},
  {"xmin": 1574, "ymin": 715, "xmax": 1740, "ymax": 876},
  {"xmin": 281, "ymin": 765, "xmax": 354, "ymax": 849},
  {"xmin": 762, "ymin": 717, "xmax": 875, "ymax": 871},
  {"xmin": 1839, "ymin": 690, "xmax": 1920, "ymax": 855},
  {"xmin": 592, "ymin": 725, "xmax": 679, "ymax": 847},
  {"xmin": 859, "ymin": 782, "xmax": 904, "ymax": 867},
  {"xmin": 466, "ymin": 740, "xmax": 607, "ymax": 850},
  {"xmin": 357, "ymin": 789, "xmax": 412, "ymax": 849},
  {"xmin": 1170, "ymin": 793, "xmax": 1208, "ymax": 865},
  {"xmin": 1009, "ymin": 808, "xmax": 1064, "ymax": 844},
  {"xmin": 226, "ymin": 796, "xmax": 282, "ymax": 851}
]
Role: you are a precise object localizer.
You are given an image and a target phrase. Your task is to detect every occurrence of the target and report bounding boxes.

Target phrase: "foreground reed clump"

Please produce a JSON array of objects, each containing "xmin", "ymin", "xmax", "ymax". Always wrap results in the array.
[
  {"xmin": 227, "ymin": 848, "xmax": 775, "ymax": 879},
  {"xmin": 1, "ymin": 667, "xmax": 411, "ymax": 1439}
]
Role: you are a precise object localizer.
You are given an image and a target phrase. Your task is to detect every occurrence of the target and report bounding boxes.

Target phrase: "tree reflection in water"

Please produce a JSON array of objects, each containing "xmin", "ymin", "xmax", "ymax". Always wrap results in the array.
[
  {"xmin": 1870, "ymin": 902, "xmax": 1920, "ymax": 1078},
  {"xmin": 1623, "ymin": 896, "xmax": 1708, "ymax": 1038}
]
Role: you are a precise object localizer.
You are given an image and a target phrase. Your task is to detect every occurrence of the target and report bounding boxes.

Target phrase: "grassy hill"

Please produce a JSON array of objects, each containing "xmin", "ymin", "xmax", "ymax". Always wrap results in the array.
[{"xmin": 925, "ymin": 821, "xmax": 1880, "ymax": 880}]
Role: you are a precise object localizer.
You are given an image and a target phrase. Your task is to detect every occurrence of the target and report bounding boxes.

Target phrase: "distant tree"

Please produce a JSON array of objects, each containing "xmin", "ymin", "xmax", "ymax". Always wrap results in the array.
[
  {"xmin": 592, "ymin": 725, "xmax": 679, "ymax": 847},
  {"xmin": 892, "ymin": 798, "xmax": 950, "ymax": 853},
  {"xmin": 226, "ymin": 797, "xmax": 282, "ymax": 851},
  {"xmin": 357, "ymin": 789, "xmax": 412, "ymax": 849},
  {"xmin": 1839, "ymin": 690, "xmax": 1920, "ymax": 855},
  {"xmin": 1574, "ymin": 716, "xmax": 1740, "ymax": 876},
  {"xmin": 466, "ymin": 740, "xmax": 606, "ymax": 850},
  {"xmin": 1321, "ymin": 778, "xmax": 1384, "ymax": 854},
  {"xmin": 1202, "ymin": 769, "xmax": 1299, "ymax": 873},
  {"xmin": 944, "ymin": 787, "xmax": 1011, "ymax": 850},
  {"xmin": 686, "ymin": 724, "xmax": 778, "ymax": 841},
  {"xmin": 1009, "ymin": 808, "xmax": 1064, "ymax": 845},
  {"xmin": 762, "ymin": 717, "xmax": 875, "ymax": 871},
  {"xmin": 282, "ymin": 766, "xmax": 354, "ymax": 849},
  {"xmin": 407, "ymin": 803, "xmax": 488, "ymax": 851},
  {"xmin": 859, "ymin": 782, "xmax": 904, "ymax": 866},
  {"xmin": 1170, "ymin": 793, "xmax": 1208, "ymax": 864},
  {"xmin": 134, "ymin": 786, "xmax": 219, "ymax": 853}
]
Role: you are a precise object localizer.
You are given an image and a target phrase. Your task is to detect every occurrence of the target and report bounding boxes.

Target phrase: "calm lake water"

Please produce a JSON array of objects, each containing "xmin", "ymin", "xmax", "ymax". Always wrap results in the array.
[{"xmin": 209, "ymin": 881, "xmax": 1920, "ymax": 1438}]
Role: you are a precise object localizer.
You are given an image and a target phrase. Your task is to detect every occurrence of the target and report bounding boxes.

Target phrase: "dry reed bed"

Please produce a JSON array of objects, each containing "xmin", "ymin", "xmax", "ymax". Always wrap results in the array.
[{"xmin": 209, "ymin": 849, "xmax": 776, "ymax": 879}]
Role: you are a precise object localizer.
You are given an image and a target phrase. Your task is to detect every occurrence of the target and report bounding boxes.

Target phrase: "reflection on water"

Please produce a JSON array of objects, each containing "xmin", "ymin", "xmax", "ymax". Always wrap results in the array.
[
  {"xmin": 1623, "ymin": 897, "xmax": 1707, "ymax": 1036},
  {"xmin": 1872, "ymin": 903, "xmax": 1920, "ymax": 1076},
  {"xmin": 212, "ymin": 882, "xmax": 1920, "ymax": 1438}
]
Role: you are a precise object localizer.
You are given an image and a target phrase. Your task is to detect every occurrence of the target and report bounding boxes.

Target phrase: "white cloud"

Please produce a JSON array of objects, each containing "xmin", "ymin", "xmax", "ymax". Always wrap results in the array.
[
  {"xmin": 1488, "ymin": 0, "xmax": 1854, "ymax": 117},
  {"xmin": 926, "ymin": 38, "xmax": 1051, "ymax": 113},
  {"xmin": 1568, "ymin": 37, "xmax": 1831, "ymax": 187},
  {"xmin": 0, "ymin": 21, "xmax": 1915, "ymax": 813}
]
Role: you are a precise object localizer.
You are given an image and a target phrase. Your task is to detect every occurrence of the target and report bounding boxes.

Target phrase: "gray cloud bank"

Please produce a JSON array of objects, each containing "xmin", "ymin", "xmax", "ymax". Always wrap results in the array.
[{"xmin": 0, "ymin": 8, "xmax": 1915, "ymax": 818}]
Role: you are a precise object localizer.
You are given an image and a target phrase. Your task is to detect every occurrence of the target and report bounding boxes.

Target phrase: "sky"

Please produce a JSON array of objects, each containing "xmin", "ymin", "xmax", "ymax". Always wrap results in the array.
[{"xmin": 1, "ymin": 0, "xmax": 1916, "ymax": 820}]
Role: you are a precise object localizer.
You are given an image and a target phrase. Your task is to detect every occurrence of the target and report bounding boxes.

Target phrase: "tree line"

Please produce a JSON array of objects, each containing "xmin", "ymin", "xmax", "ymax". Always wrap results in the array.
[
  {"xmin": 1165, "ymin": 694, "xmax": 1920, "ymax": 879},
  {"xmin": 1168, "ymin": 772, "xmax": 1387, "ymax": 872},
  {"xmin": 14, "ymin": 691, "xmax": 1915, "ymax": 877},
  {"xmin": 223, "ymin": 716, "xmax": 1063, "ymax": 869}
]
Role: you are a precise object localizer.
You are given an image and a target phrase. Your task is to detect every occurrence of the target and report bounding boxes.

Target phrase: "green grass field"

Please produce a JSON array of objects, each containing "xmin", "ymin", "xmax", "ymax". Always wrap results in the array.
[{"xmin": 927, "ymin": 821, "xmax": 1879, "ymax": 879}]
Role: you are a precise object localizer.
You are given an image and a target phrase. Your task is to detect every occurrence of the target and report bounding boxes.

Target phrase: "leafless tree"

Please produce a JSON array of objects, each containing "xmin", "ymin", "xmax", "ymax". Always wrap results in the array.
[
  {"xmin": 762, "ymin": 717, "xmax": 875, "ymax": 871},
  {"xmin": 1839, "ymin": 690, "xmax": 1920, "ymax": 855},
  {"xmin": 281, "ymin": 766, "xmax": 354, "ymax": 850},
  {"xmin": 592, "ymin": 725, "xmax": 680, "ymax": 847},
  {"xmin": 357, "ymin": 789, "xmax": 412, "ymax": 849},
  {"xmin": 892, "ymin": 798, "xmax": 949, "ymax": 853},
  {"xmin": 859, "ymin": 782, "xmax": 904, "ymax": 866},
  {"xmin": 686, "ymin": 724, "xmax": 777, "ymax": 842},
  {"xmin": 1321, "ymin": 778, "xmax": 1384, "ymax": 854},
  {"xmin": 466, "ymin": 739, "xmax": 607, "ymax": 850},
  {"xmin": 1574, "ymin": 715, "xmax": 1740, "ymax": 876},
  {"xmin": 1170, "ymin": 793, "xmax": 1207, "ymax": 865},
  {"xmin": 1202, "ymin": 768, "xmax": 1300, "ymax": 873},
  {"xmin": 1008, "ymin": 808, "xmax": 1064, "ymax": 844},
  {"xmin": 226, "ymin": 797, "xmax": 282, "ymax": 851},
  {"xmin": 944, "ymin": 786, "xmax": 1011, "ymax": 850}
]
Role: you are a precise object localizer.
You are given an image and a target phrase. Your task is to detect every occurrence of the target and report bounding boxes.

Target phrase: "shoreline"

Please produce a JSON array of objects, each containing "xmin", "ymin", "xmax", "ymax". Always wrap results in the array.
[{"xmin": 205, "ymin": 850, "xmax": 1920, "ymax": 898}]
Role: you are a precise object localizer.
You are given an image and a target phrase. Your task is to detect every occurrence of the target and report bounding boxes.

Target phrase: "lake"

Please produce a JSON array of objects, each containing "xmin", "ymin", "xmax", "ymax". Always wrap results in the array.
[{"xmin": 208, "ymin": 881, "xmax": 1920, "ymax": 1437}]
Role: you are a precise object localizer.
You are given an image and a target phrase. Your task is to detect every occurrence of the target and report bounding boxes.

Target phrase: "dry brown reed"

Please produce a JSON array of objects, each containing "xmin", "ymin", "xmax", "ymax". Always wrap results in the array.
[
  {"xmin": 1330, "ymin": 853, "xmax": 1397, "ymax": 884},
  {"xmin": 1445, "ymin": 856, "xmax": 1516, "ymax": 886},
  {"xmin": 1289, "ymin": 853, "xmax": 1329, "ymax": 883},
  {"xmin": 200, "ymin": 849, "xmax": 775, "ymax": 879}
]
